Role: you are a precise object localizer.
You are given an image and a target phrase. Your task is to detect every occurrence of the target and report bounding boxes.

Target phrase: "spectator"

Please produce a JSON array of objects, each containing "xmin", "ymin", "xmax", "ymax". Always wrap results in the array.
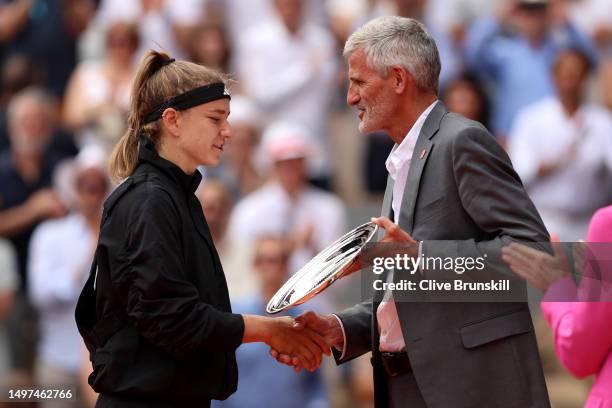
[
  {"xmin": 327, "ymin": 0, "xmax": 394, "ymax": 45},
  {"xmin": 567, "ymin": 0, "xmax": 612, "ymax": 53},
  {"xmin": 189, "ymin": 21, "xmax": 231, "ymax": 72},
  {"xmin": 391, "ymin": 0, "xmax": 461, "ymax": 88},
  {"xmin": 0, "ymin": 87, "xmax": 68, "ymax": 380},
  {"xmin": 0, "ymin": 0, "xmax": 96, "ymax": 96},
  {"xmin": 349, "ymin": 0, "xmax": 461, "ymax": 89},
  {"xmin": 222, "ymin": 0, "xmax": 327, "ymax": 47},
  {"xmin": 213, "ymin": 235, "xmax": 328, "ymax": 408},
  {"xmin": 0, "ymin": 54, "xmax": 43, "ymax": 150},
  {"xmin": 0, "ymin": 54, "xmax": 76, "ymax": 157},
  {"xmin": 426, "ymin": 0, "xmax": 505, "ymax": 47},
  {"xmin": 465, "ymin": 0, "xmax": 597, "ymax": 140},
  {"xmin": 235, "ymin": 0, "xmax": 338, "ymax": 183},
  {"xmin": 29, "ymin": 145, "xmax": 109, "ymax": 408},
  {"xmin": 205, "ymin": 95, "xmax": 264, "ymax": 200},
  {"xmin": 95, "ymin": 0, "xmax": 207, "ymax": 60},
  {"xmin": 508, "ymin": 48, "xmax": 612, "ymax": 240},
  {"xmin": 0, "ymin": 87, "xmax": 68, "ymax": 286},
  {"xmin": 228, "ymin": 122, "xmax": 346, "ymax": 274},
  {"xmin": 0, "ymin": 239, "xmax": 18, "ymax": 381},
  {"xmin": 600, "ymin": 58, "xmax": 612, "ymax": 111},
  {"xmin": 442, "ymin": 73, "xmax": 490, "ymax": 127},
  {"xmin": 196, "ymin": 179, "xmax": 256, "ymax": 299},
  {"xmin": 63, "ymin": 21, "xmax": 139, "ymax": 148}
]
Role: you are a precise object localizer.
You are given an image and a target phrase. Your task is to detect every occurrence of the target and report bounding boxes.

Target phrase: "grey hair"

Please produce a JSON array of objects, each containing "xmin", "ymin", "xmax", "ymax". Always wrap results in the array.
[{"xmin": 344, "ymin": 16, "xmax": 441, "ymax": 93}]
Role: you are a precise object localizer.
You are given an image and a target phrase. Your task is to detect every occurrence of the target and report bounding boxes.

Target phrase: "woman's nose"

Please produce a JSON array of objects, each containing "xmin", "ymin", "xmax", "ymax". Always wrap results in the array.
[{"xmin": 221, "ymin": 122, "xmax": 232, "ymax": 139}]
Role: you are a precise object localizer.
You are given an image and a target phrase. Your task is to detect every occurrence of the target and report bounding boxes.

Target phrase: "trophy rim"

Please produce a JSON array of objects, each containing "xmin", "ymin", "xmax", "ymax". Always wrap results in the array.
[{"xmin": 265, "ymin": 221, "xmax": 378, "ymax": 314}]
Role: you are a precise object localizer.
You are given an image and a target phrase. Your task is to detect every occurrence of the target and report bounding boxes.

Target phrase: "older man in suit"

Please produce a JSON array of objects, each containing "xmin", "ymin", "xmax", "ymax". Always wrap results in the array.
[{"xmin": 273, "ymin": 16, "xmax": 551, "ymax": 408}]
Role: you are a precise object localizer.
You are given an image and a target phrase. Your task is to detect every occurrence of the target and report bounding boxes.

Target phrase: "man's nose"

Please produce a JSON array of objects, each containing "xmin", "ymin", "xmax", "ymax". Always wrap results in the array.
[{"xmin": 347, "ymin": 86, "xmax": 360, "ymax": 106}]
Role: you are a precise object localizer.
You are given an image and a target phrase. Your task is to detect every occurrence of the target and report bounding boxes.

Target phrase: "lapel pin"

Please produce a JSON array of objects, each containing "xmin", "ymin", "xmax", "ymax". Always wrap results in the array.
[{"xmin": 419, "ymin": 149, "xmax": 427, "ymax": 159}]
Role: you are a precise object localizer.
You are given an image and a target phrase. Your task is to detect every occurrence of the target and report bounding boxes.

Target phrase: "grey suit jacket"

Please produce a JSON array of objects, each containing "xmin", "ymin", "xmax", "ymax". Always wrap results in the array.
[{"xmin": 335, "ymin": 102, "xmax": 551, "ymax": 408}]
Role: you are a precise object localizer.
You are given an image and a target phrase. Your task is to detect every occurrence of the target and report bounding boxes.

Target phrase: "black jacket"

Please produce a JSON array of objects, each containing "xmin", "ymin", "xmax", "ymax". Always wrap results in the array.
[{"xmin": 76, "ymin": 138, "xmax": 245, "ymax": 407}]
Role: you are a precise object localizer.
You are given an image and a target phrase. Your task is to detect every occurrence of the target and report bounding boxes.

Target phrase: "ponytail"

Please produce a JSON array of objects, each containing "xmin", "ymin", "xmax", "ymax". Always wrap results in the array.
[{"xmin": 109, "ymin": 51, "xmax": 171, "ymax": 182}]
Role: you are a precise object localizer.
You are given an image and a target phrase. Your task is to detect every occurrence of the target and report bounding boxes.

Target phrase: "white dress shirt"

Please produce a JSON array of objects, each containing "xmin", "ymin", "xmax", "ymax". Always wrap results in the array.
[
  {"xmin": 234, "ymin": 19, "xmax": 338, "ymax": 177},
  {"xmin": 335, "ymin": 101, "xmax": 438, "ymax": 357},
  {"xmin": 508, "ymin": 97, "xmax": 612, "ymax": 239},
  {"xmin": 228, "ymin": 182, "xmax": 347, "ymax": 273}
]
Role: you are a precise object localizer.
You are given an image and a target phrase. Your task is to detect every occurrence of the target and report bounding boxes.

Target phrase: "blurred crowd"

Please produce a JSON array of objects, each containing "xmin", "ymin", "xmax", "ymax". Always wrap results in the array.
[{"xmin": 0, "ymin": 0, "xmax": 611, "ymax": 407}]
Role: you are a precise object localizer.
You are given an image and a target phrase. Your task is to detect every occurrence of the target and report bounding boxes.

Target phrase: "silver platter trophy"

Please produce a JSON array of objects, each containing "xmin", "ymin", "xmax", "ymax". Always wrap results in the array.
[{"xmin": 266, "ymin": 221, "xmax": 378, "ymax": 314}]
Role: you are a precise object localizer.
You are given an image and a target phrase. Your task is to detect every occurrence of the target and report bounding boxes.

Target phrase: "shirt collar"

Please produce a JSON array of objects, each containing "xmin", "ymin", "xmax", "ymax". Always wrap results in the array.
[
  {"xmin": 386, "ymin": 100, "xmax": 438, "ymax": 178},
  {"xmin": 137, "ymin": 136, "xmax": 202, "ymax": 194}
]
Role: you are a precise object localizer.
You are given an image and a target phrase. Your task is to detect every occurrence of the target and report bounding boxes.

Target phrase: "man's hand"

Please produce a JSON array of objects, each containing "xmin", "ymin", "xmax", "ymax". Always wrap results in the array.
[
  {"xmin": 243, "ymin": 315, "xmax": 331, "ymax": 372},
  {"xmin": 371, "ymin": 217, "xmax": 417, "ymax": 244},
  {"xmin": 26, "ymin": 189, "xmax": 67, "ymax": 220},
  {"xmin": 265, "ymin": 316, "xmax": 331, "ymax": 372},
  {"xmin": 269, "ymin": 311, "xmax": 343, "ymax": 372}
]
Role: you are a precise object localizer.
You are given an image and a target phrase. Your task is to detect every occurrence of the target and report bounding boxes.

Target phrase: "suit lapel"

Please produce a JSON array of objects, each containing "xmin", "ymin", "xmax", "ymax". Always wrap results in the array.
[
  {"xmin": 379, "ymin": 175, "xmax": 394, "ymax": 240},
  {"xmin": 398, "ymin": 101, "xmax": 447, "ymax": 234}
]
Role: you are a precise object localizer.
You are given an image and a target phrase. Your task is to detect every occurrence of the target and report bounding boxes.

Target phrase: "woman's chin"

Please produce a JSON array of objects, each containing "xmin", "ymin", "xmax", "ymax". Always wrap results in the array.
[{"xmin": 201, "ymin": 156, "xmax": 221, "ymax": 167}]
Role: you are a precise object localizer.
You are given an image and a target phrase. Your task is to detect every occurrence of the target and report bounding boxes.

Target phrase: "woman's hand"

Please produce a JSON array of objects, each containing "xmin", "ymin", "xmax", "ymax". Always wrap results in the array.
[
  {"xmin": 270, "ymin": 311, "xmax": 343, "ymax": 372},
  {"xmin": 242, "ymin": 315, "xmax": 330, "ymax": 372},
  {"xmin": 501, "ymin": 242, "xmax": 582, "ymax": 292}
]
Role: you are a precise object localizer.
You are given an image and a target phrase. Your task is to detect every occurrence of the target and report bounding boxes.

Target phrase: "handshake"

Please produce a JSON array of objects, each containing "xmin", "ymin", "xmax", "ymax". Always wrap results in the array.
[{"xmin": 244, "ymin": 312, "xmax": 343, "ymax": 372}]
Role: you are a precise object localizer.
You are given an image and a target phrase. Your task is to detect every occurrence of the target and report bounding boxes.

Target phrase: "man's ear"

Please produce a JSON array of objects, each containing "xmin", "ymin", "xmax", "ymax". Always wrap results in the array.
[
  {"xmin": 390, "ymin": 65, "xmax": 410, "ymax": 95},
  {"xmin": 161, "ymin": 108, "xmax": 181, "ymax": 138}
]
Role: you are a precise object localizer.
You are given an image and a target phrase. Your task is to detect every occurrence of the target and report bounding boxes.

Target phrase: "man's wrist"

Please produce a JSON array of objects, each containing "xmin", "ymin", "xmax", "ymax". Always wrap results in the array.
[
  {"xmin": 325, "ymin": 314, "xmax": 344, "ymax": 348},
  {"xmin": 330, "ymin": 314, "xmax": 347, "ymax": 359}
]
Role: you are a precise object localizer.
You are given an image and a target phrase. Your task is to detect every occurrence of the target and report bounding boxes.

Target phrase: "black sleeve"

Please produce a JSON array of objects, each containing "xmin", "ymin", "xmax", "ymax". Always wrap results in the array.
[
  {"xmin": 333, "ymin": 300, "xmax": 373, "ymax": 364},
  {"xmin": 108, "ymin": 188, "xmax": 244, "ymax": 360}
]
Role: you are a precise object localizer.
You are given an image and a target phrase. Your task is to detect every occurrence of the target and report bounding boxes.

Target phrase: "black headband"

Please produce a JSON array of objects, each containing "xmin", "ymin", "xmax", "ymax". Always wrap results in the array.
[{"xmin": 142, "ymin": 82, "xmax": 231, "ymax": 124}]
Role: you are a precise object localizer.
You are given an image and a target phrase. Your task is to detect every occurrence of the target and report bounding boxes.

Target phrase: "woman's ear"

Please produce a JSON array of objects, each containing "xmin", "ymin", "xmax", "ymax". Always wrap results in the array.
[{"xmin": 161, "ymin": 108, "xmax": 181, "ymax": 138}]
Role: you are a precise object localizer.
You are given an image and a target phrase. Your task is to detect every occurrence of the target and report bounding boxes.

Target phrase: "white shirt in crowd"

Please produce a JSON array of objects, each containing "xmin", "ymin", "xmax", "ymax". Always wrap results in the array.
[
  {"xmin": 426, "ymin": 0, "xmax": 503, "ymax": 35},
  {"xmin": 336, "ymin": 101, "xmax": 437, "ymax": 357},
  {"xmin": 224, "ymin": 0, "xmax": 327, "ymax": 46},
  {"xmin": 235, "ymin": 18, "xmax": 338, "ymax": 177},
  {"xmin": 508, "ymin": 97, "xmax": 612, "ymax": 240},
  {"xmin": 28, "ymin": 214, "xmax": 95, "ymax": 374},
  {"xmin": 93, "ymin": 0, "xmax": 206, "ymax": 60},
  {"xmin": 0, "ymin": 240, "xmax": 18, "ymax": 378},
  {"xmin": 568, "ymin": 0, "xmax": 612, "ymax": 41},
  {"xmin": 228, "ymin": 182, "xmax": 346, "ymax": 274}
]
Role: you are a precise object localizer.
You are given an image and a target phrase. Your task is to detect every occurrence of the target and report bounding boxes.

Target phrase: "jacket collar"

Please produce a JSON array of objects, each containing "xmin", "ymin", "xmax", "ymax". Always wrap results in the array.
[
  {"xmin": 137, "ymin": 136, "xmax": 202, "ymax": 194},
  {"xmin": 420, "ymin": 100, "xmax": 447, "ymax": 140}
]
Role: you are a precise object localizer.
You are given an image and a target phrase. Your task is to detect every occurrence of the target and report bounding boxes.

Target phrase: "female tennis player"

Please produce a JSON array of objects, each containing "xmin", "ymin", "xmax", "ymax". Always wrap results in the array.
[{"xmin": 75, "ymin": 51, "xmax": 328, "ymax": 408}]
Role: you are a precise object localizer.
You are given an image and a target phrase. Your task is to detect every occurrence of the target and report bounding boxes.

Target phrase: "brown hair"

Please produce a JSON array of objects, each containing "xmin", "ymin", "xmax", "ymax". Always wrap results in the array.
[{"xmin": 108, "ymin": 50, "xmax": 228, "ymax": 183}]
